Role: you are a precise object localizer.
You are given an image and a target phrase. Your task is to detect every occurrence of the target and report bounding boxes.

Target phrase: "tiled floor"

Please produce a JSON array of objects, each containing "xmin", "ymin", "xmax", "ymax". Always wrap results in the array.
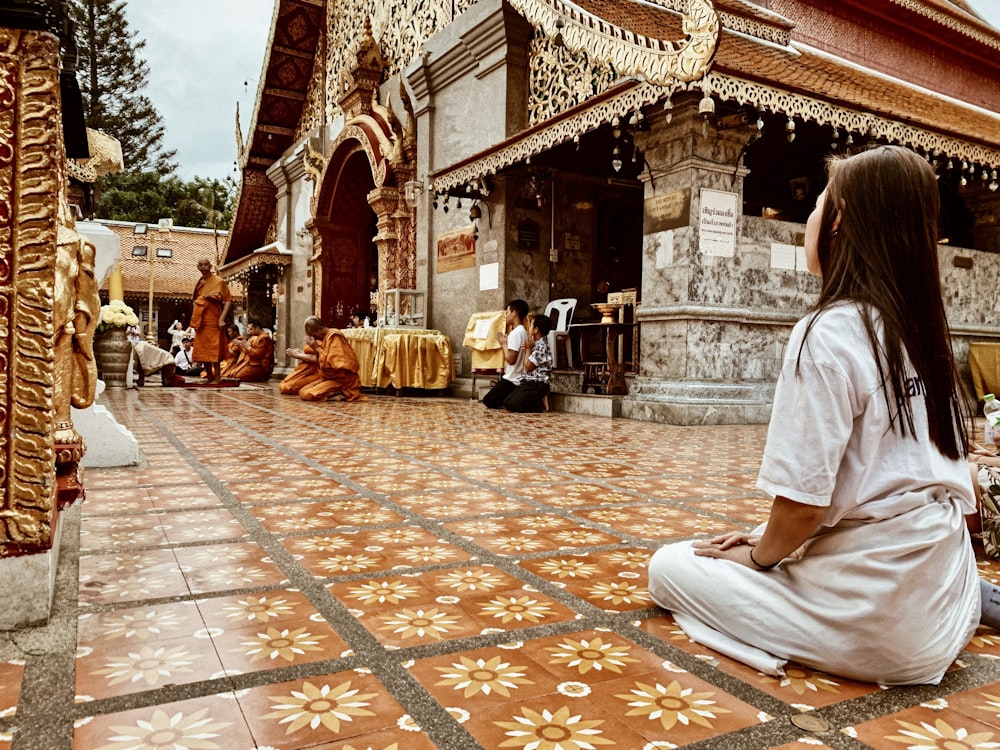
[{"xmin": 3, "ymin": 386, "xmax": 1000, "ymax": 749}]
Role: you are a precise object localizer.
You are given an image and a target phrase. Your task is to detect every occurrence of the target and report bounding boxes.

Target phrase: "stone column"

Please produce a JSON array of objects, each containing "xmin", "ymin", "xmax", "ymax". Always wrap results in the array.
[{"xmin": 627, "ymin": 95, "xmax": 785, "ymax": 425}]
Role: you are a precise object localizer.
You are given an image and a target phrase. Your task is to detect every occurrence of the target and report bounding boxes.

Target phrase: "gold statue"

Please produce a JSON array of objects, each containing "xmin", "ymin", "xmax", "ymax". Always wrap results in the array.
[{"xmin": 53, "ymin": 183, "xmax": 99, "ymax": 445}]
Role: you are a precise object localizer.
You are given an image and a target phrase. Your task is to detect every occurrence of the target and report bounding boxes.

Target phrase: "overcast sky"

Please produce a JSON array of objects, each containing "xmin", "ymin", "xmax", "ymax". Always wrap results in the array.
[
  {"xmin": 124, "ymin": 0, "xmax": 274, "ymax": 183},
  {"xmin": 125, "ymin": 0, "xmax": 1000, "ymax": 185}
]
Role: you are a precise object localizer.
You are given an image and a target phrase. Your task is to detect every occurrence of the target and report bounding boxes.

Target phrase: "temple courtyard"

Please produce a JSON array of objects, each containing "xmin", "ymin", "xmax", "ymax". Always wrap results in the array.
[{"xmin": 4, "ymin": 385, "xmax": 1000, "ymax": 750}]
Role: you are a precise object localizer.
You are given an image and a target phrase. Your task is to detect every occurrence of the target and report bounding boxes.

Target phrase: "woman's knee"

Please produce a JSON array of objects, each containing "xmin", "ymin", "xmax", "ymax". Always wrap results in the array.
[{"xmin": 647, "ymin": 543, "xmax": 693, "ymax": 608}]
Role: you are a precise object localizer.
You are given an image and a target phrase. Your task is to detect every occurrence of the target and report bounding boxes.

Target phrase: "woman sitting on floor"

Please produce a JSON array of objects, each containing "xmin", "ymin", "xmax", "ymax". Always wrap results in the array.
[{"xmin": 648, "ymin": 146, "xmax": 980, "ymax": 686}]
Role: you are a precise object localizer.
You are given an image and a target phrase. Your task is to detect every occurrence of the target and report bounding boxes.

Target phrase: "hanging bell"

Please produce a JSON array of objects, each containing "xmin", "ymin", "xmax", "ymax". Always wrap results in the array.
[
  {"xmin": 663, "ymin": 97, "xmax": 674, "ymax": 124},
  {"xmin": 785, "ymin": 118, "xmax": 796, "ymax": 143},
  {"xmin": 698, "ymin": 95, "xmax": 715, "ymax": 117}
]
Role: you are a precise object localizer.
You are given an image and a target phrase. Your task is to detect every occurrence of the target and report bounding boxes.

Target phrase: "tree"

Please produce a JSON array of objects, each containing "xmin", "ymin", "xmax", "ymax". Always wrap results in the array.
[
  {"xmin": 96, "ymin": 172, "xmax": 234, "ymax": 232},
  {"xmin": 71, "ymin": 0, "xmax": 176, "ymax": 174}
]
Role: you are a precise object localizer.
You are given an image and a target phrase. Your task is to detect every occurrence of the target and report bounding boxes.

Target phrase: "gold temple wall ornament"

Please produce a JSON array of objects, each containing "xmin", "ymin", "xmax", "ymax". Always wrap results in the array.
[
  {"xmin": 0, "ymin": 28, "xmax": 61, "ymax": 550},
  {"xmin": 512, "ymin": 0, "xmax": 720, "ymax": 88}
]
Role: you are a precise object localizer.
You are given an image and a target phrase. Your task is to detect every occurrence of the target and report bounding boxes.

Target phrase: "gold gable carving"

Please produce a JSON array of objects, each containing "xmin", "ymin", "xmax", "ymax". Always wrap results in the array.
[{"xmin": 511, "ymin": 0, "xmax": 720, "ymax": 88}]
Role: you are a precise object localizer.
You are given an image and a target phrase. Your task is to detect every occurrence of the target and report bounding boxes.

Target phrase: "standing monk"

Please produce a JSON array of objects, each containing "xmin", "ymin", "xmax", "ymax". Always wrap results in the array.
[
  {"xmin": 191, "ymin": 258, "xmax": 233, "ymax": 383},
  {"xmin": 297, "ymin": 316, "xmax": 366, "ymax": 402}
]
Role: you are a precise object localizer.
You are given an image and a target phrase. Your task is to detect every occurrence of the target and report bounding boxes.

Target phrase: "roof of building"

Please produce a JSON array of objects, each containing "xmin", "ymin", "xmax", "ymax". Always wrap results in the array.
[
  {"xmin": 96, "ymin": 220, "xmax": 240, "ymax": 301},
  {"xmin": 225, "ymin": 0, "xmax": 321, "ymax": 265},
  {"xmin": 228, "ymin": 0, "xmax": 1000, "ymax": 260}
]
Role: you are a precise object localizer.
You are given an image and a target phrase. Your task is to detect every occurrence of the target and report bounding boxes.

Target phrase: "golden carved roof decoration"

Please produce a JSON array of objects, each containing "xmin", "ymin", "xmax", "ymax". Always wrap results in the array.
[
  {"xmin": 887, "ymin": 0, "xmax": 1000, "ymax": 50},
  {"xmin": 66, "ymin": 128, "xmax": 123, "ymax": 183},
  {"xmin": 338, "ymin": 16, "xmax": 384, "ymax": 119},
  {"xmin": 507, "ymin": 0, "xmax": 720, "ymax": 87},
  {"xmin": 219, "ymin": 241, "xmax": 292, "ymax": 285}
]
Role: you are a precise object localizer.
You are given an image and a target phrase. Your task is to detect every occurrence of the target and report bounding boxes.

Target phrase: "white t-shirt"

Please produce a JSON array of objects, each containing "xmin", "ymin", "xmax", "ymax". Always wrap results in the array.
[
  {"xmin": 503, "ymin": 324, "xmax": 528, "ymax": 385},
  {"xmin": 757, "ymin": 302, "xmax": 975, "ymax": 526},
  {"xmin": 175, "ymin": 347, "xmax": 195, "ymax": 369}
]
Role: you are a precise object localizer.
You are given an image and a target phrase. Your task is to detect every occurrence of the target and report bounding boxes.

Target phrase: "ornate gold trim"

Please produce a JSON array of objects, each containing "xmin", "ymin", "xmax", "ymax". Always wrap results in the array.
[
  {"xmin": 509, "ymin": 0, "xmax": 720, "ymax": 87},
  {"xmin": 702, "ymin": 71, "xmax": 1000, "ymax": 168},
  {"xmin": 887, "ymin": 0, "xmax": 1000, "ymax": 51},
  {"xmin": 434, "ymin": 69, "xmax": 1000, "ymax": 193},
  {"xmin": 1, "ymin": 29, "xmax": 59, "ymax": 548}
]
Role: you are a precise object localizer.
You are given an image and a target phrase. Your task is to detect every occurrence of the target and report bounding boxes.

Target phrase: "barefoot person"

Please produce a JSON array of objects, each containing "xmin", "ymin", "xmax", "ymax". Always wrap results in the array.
[
  {"xmin": 190, "ymin": 258, "xmax": 232, "ymax": 383},
  {"xmin": 648, "ymin": 146, "xmax": 980, "ymax": 686}
]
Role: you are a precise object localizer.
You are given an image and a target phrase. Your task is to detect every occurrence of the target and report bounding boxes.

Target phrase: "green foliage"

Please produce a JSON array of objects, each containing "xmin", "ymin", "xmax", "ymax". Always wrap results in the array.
[
  {"xmin": 71, "ymin": 0, "xmax": 176, "ymax": 174},
  {"xmin": 97, "ymin": 172, "xmax": 234, "ymax": 229}
]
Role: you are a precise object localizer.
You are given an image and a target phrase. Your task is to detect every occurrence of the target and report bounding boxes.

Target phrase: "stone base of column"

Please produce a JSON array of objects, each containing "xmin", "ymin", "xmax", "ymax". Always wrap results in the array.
[
  {"xmin": 622, "ymin": 379, "xmax": 775, "ymax": 425},
  {"xmin": 0, "ymin": 519, "xmax": 66, "ymax": 630}
]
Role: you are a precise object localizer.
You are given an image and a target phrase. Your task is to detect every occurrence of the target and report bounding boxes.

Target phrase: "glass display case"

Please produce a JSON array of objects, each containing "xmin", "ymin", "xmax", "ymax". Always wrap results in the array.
[{"xmin": 383, "ymin": 289, "xmax": 425, "ymax": 327}]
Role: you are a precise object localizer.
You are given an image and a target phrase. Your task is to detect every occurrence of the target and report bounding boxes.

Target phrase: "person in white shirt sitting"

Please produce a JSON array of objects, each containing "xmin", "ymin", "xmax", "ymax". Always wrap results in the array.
[{"xmin": 173, "ymin": 337, "xmax": 204, "ymax": 377}]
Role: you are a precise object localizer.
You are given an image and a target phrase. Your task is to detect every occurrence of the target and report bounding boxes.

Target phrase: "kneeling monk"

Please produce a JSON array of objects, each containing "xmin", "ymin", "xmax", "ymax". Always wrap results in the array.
[
  {"xmin": 280, "ymin": 337, "xmax": 321, "ymax": 395},
  {"xmin": 229, "ymin": 319, "xmax": 274, "ymax": 382},
  {"xmin": 297, "ymin": 316, "xmax": 366, "ymax": 402}
]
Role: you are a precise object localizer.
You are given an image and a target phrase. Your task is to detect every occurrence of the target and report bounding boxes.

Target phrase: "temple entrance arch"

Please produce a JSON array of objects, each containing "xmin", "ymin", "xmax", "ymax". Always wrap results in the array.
[
  {"xmin": 312, "ymin": 146, "xmax": 378, "ymax": 328},
  {"xmin": 309, "ymin": 112, "xmax": 415, "ymax": 328}
]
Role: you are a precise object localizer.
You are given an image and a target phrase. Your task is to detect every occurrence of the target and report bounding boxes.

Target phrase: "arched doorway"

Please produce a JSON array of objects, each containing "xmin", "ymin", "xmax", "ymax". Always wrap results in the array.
[{"xmin": 314, "ymin": 148, "xmax": 378, "ymax": 328}]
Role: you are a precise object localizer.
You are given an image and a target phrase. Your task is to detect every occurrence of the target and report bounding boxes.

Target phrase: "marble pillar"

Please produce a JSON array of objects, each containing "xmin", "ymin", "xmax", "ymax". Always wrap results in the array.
[{"xmin": 626, "ymin": 96, "xmax": 815, "ymax": 424}]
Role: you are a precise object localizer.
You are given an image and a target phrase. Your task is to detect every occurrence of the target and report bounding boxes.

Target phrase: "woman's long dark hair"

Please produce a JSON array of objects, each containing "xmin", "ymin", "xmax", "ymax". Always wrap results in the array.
[{"xmin": 805, "ymin": 145, "xmax": 966, "ymax": 459}]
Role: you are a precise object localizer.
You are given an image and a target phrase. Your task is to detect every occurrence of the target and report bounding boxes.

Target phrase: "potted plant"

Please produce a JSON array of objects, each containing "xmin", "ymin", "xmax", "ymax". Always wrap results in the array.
[{"xmin": 94, "ymin": 300, "xmax": 139, "ymax": 388}]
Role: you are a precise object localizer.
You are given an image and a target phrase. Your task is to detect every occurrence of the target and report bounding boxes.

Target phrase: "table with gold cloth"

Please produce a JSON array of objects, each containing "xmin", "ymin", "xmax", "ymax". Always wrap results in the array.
[
  {"xmin": 969, "ymin": 342, "xmax": 1000, "ymax": 401},
  {"xmin": 341, "ymin": 327, "xmax": 453, "ymax": 390}
]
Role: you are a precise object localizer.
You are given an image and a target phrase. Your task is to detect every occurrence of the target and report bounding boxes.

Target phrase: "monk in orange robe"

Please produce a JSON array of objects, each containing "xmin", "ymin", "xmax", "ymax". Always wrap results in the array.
[
  {"xmin": 191, "ymin": 258, "xmax": 233, "ymax": 383},
  {"xmin": 280, "ymin": 339, "xmax": 322, "ymax": 395},
  {"xmin": 229, "ymin": 320, "xmax": 274, "ymax": 382},
  {"xmin": 297, "ymin": 316, "xmax": 366, "ymax": 402},
  {"xmin": 217, "ymin": 324, "xmax": 245, "ymax": 379}
]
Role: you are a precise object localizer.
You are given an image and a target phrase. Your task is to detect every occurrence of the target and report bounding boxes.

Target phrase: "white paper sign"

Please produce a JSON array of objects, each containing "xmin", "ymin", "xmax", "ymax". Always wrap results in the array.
[
  {"xmin": 473, "ymin": 319, "xmax": 492, "ymax": 338},
  {"xmin": 479, "ymin": 262, "xmax": 499, "ymax": 291},
  {"xmin": 796, "ymin": 245, "xmax": 809, "ymax": 272},
  {"xmin": 699, "ymin": 189, "xmax": 738, "ymax": 258},
  {"xmin": 770, "ymin": 243, "xmax": 796, "ymax": 270}
]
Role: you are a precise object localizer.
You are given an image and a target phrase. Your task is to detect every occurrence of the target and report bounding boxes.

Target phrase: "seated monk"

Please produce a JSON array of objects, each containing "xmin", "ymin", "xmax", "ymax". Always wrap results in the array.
[
  {"xmin": 297, "ymin": 316, "xmax": 366, "ymax": 402},
  {"xmin": 280, "ymin": 338, "xmax": 321, "ymax": 395},
  {"xmin": 229, "ymin": 319, "xmax": 274, "ymax": 382},
  {"xmin": 215, "ymin": 323, "xmax": 245, "ymax": 379}
]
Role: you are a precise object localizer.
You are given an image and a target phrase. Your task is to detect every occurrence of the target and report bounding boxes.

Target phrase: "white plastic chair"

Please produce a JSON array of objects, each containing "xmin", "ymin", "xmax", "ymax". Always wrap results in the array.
[{"xmin": 545, "ymin": 298, "xmax": 577, "ymax": 369}]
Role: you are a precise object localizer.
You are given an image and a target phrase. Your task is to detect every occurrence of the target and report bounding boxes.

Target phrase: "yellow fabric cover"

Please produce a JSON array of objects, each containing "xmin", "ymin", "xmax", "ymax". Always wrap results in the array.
[
  {"xmin": 342, "ymin": 327, "xmax": 450, "ymax": 389},
  {"xmin": 463, "ymin": 310, "xmax": 505, "ymax": 370},
  {"xmin": 970, "ymin": 342, "xmax": 1000, "ymax": 401},
  {"xmin": 375, "ymin": 333, "xmax": 453, "ymax": 389}
]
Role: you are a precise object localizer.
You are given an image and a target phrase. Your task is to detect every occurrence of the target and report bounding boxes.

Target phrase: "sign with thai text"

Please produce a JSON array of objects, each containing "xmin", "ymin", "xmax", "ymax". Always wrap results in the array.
[{"xmin": 699, "ymin": 189, "xmax": 738, "ymax": 258}]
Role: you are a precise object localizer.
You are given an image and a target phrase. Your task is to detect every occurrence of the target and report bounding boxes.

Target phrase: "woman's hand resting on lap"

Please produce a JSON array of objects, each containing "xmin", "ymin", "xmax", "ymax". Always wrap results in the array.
[{"xmin": 692, "ymin": 531, "xmax": 760, "ymax": 569}]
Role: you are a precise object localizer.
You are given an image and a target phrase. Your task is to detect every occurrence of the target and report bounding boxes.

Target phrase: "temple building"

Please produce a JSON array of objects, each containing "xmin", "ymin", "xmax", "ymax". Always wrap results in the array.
[{"xmin": 225, "ymin": 0, "xmax": 1000, "ymax": 423}]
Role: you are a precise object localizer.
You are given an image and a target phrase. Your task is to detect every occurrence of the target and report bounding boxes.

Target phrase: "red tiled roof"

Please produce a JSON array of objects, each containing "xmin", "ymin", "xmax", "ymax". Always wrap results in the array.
[
  {"xmin": 96, "ymin": 221, "xmax": 243, "ymax": 301},
  {"xmin": 712, "ymin": 31, "xmax": 1000, "ymax": 149}
]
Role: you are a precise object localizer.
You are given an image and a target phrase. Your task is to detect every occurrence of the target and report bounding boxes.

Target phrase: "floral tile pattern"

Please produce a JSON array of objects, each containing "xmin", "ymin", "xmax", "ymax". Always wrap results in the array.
[
  {"xmin": 442, "ymin": 515, "xmax": 623, "ymax": 555},
  {"xmin": 284, "ymin": 527, "xmax": 474, "ymax": 577},
  {"xmin": 329, "ymin": 566, "xmax": 579, "ymax": 647},
  {"xmin": 237, "ymin": 671, "xmax": 430, "ymax": 748},
  {"xmin": 410, "ymin": 629, "xmax": 766, "ymax": 748},
  {"xmin": 74, "ymin": 693, "xmax": 256, "ymax": 749},
  {"xmin": 6, "ymin": 391, "xmax": 987, "ymax": 749}
]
